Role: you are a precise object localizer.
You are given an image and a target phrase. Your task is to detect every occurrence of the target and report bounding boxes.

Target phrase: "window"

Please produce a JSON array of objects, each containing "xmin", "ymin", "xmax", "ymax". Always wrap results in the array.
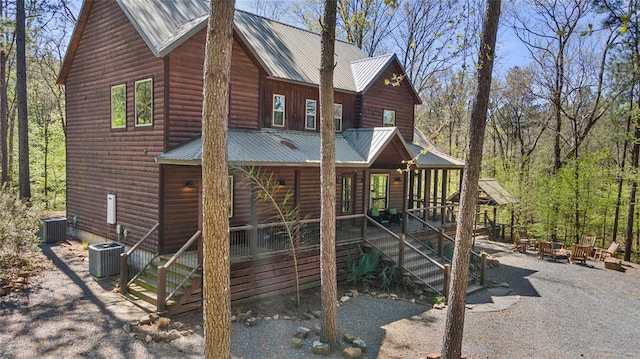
[
  {"xmin": 135, "ymin": 78, "xmax": 153, "ymax": 126},
  {"xmin": 228, "ymin": 175, "xmax": 234, "ymax": 218},
  {"xmin": 369, "ymin": 174, "xmax": 388, "ymax": 210},
  {"xmin": 383, "ymin": 109, "xmax": 395, "ymax": 127},
  {"xmin": 342, "ymin": 176, "xmax": 353, "ymax": 213},
  {"xmin": 111, "ymin": 84, "xmax": 126, "ymax": 129},
  {"xmin": 334, "ymin": 103, "xmax": 343, "ymax": 132},
  {"xmin": 273, "ymin": 94, "xmax": 285, "ymax": 127},
  {"xmin": 305, "ymin": 99, "xmax": 316, "ymax": 130}
]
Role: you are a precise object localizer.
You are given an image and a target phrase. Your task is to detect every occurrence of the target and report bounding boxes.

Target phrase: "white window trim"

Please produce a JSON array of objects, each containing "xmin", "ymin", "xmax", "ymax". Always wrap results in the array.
[
  {"xmin": 110, "ymin": 84, "xmax": 126, "ymax": 129},
  {"xmin": 334, "ymin": 103, "xmax": 343, "ymax": 132},
  {"xmin": 134, "ymin": 78, "xmax": 153, "ymax": 127},
  {"xmin": 383, "ymin": 109, "xmax": 396, "ymax": 127},
  {"xmin": 305, "ymin": 99, "xmax": 316, "ymax": 130},
  {"xmin": 369, "ymin": 174, "xmax": 389, "ymax": 210},
  {"xmin": 272, "ymin": 94, "xmax": 285, "ymax": 127}
]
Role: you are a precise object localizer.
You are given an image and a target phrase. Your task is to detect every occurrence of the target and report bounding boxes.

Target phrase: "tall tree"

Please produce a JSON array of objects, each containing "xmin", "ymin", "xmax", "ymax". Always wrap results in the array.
[
  {"xmin": 319, "ymin": 0, "xmax": 339, "ymax": 351},
  {"xmin": 202, "ymin": 0, "xmax": 235, "ymax": 357},
  {"xmin": 16, "ymin": 0, "xmax": 28, "ymax": 198},
  {"xmin": 0, "ymin": 0, "xmax": 7, "ymax": 184},
  {"xmin": 441, "ymin": 0, "xmax": 500, "ymax": 358}
]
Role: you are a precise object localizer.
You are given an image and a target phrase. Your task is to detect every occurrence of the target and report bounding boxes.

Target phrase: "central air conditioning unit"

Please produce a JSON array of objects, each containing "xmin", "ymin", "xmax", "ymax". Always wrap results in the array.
[
  {"xmin": 89, "ymin": 242, "xmax": 125, "ymax": 278},
  {"xmin": 38, "ymin": 217, "xmax": 68, "ymax": 243}
]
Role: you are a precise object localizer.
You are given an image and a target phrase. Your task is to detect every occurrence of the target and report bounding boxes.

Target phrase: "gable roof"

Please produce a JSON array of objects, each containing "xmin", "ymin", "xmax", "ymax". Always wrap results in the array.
[
  {"xmin": 58, "ymin": 0, "xmax": 420, "ymax": 97},
  {"xmin": 157, "ymin": 128, "xmax": 412, "ymax": 167}
]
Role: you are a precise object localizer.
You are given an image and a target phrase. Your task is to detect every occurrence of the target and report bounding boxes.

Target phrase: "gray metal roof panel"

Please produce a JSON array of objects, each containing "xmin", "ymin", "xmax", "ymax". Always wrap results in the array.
[
  {"xmin": 342, "ymin": 127, "xmax": 402, "ymax": 163},
  {"xmin": 408, "ymin": 143, "xmax": 465, "ymax": 169},
  {"xmin": 351, "ymin": 54, "xmax": 394, "ymax": 92},
  {"xmin": 478, "ymin": 179, "xmax": 519, "ymax": 205}
]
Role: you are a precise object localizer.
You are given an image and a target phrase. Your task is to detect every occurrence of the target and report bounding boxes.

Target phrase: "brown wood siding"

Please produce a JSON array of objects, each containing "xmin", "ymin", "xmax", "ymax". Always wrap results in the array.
[
  {"xmin": 162, "ymin": 165, "xmax": 201, "ymax": 253},
  {"xmin": 262, "ymin": 79, "xmax": 356, "ymax": 132},
  {"xmin": 361, "ymin": 61, "xmax": 415, "ymax": 141},
  {"xmin": 65, "ymin": 1, "xmax": 164, "ymax": 248},
  {"xmin": 230, "ymin": 243, "xmax": 360, "ymax": 303},
  {"xmin": 167, "ymin": 32, "xmax": 260, "ymax": 148}
]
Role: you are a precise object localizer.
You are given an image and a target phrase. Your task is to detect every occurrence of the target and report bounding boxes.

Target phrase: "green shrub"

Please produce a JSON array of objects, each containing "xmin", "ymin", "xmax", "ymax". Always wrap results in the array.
[{"xmin": 346, "ymin": 249, "xmax": 382, "ymax": 286}]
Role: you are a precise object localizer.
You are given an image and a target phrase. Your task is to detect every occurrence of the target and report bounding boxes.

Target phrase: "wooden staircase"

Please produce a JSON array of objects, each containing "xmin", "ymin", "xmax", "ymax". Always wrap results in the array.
[{"xmin": 125, "ymin": 254, "xmax": 202, "ymax": 315}]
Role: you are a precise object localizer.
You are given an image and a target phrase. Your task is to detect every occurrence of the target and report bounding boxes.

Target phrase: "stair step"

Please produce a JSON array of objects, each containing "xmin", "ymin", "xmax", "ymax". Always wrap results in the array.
[
  {"xmin": 134, "ymin": 275, "xmax": 188, "ymax": 297},
  {"xmin": 129, "ymin": 283, "xmax": 158, "ymax": 305}
]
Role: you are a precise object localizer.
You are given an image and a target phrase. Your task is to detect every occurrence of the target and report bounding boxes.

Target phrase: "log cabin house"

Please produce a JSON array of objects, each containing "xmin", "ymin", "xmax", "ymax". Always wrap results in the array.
[{"xmin": 58, "ymin": 0, "xmax": 481, "ymax": 314}]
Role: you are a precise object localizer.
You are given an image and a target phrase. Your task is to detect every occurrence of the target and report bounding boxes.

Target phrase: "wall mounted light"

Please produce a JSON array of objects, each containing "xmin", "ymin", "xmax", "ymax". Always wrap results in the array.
[
  {"xmin": 277, "ymin": 179, "xmax": 286, "ymax": 186},
  {"xmin": 394, "ymin": 176, "xmax": 402, "ymax": 182},
  {"xmin": 185, "ymin": 180, "xmax": 195, "ymax": 188}
]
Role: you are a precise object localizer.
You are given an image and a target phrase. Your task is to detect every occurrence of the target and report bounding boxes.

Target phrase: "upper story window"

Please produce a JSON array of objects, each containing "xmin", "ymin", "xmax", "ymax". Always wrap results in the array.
[
  {"xmin": 334, "ymin": 103, "xmax": 343, "ymax": 132},
  {"xmin": 383, "ymin": 109, "xmax": 395, "ymax": 127},
  {"xmin": 111, "ymin": 84, "xmax": 126, "ymax": 129},
  {"xmin": 305, "ymin": 99, "xmax": 316, "ymax": 130},
  {"xmin": 273, "ymin": 94, "xmax": 285, "ymax": 127},
  {"xmin": 135, "ymin": 78, "xmax": 153, "ymax": 126}
]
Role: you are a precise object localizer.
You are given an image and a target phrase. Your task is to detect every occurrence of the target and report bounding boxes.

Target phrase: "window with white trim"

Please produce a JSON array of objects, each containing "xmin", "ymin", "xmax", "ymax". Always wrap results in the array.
[
  {"xmin": 305, "ymin": 99, "xmax": 316, "ymax": 130},
  {"xmin": 334, "ymin": 103, "xmax": 343, "ymax": 132},
  {"xmin": 135, "ymin": 78, "xmax": 153, "ymax": 126},
  {"xmin": 369, "ymin": 174, "xmax": 389, "ymax": 210},
  {"xmin": 111, "ymin": 84, "xmax": 126, "ymax": 129},
  {"xmin": 273, "ymin": 94, "xmax": 285, "ymax": 127},
  {"xmin": 383, "ymin": 109, "xmax": 395, "ymax": 127}
]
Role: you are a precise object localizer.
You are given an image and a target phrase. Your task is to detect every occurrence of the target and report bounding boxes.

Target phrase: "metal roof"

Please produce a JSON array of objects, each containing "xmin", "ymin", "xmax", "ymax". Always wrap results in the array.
[
  {"xmin": 351, "ymin": 54, "xmax": 394, "ymax": 92},
  {"xmin": 478, "ymin": 179, "xmax": 518, "ymax": 205},
  {"xmin": 408, "ymin": 143, "xmax": 465, "ymax": 169},
  {"xmin": 342, "ymin": 127, "xmax": 406, "ymax": 163}
]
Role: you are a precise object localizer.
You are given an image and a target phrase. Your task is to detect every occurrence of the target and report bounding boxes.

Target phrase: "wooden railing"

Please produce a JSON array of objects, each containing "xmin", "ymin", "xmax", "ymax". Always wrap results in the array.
[
  {"xmin": 157, "ymin": 230, "xmax": 202, "ymax": 313},
  {"xmin": 119, "ymin": 222, "xmax": 160, "ymax": 295}
]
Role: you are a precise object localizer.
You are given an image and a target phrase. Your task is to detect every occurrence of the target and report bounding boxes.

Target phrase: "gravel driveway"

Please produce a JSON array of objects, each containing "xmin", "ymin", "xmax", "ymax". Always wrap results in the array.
[{"xmin": 1, "ymin": 239, "xmax": 639, "ymax": 358}]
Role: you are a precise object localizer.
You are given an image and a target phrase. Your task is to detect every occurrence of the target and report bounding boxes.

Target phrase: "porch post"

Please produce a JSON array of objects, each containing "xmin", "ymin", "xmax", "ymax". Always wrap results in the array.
[
  {"xmin": 423, "ymin": 169, "xmax": 431, "ymax": 223},
  {"xmin": 361, "ymin": 170, "xmax": 369, "ymax": 241},
  {"xmin": 402, "ymin": 170, "xmax": 408, "ymax": 233},
  {"xmin": 444, "ymin": 263, "xmax": 451, "ymax": 303},
  {"xmin": 432, "ymin": 170, "xmax": 439, "ymax": 220},
  {"xmin": 250, "ymin": 187, "xmax": 258, "ymax": 258},
  {"xmin": 408, "ymin": 170, "xmax": 415, "ymax": 210},
  {"xmin": 440, "ymin": 169, "xmax": 447, "ymax": 226}
]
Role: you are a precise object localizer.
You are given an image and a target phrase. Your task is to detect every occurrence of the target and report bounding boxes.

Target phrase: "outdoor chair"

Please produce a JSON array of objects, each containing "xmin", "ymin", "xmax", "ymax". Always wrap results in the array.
[
  {"xmin": 386, "ymin": 208, "xmax": 401, "ymax": 225},
  {"xmin": 513, "ymin": 231, "xmax": 529, "ymax": 253},
  {"xmin": 594, "ymin": 242, "xmax": 620, "ymax": 261},
  {"xmin": 579, "ymin": 235, "xmax": 596, "ymax": 247},
  {"xmin": 538, "ymin": 241, "xmax": 556, "ymax": 260},
  {"xmin": 570, "ymin": 243, "xmax": 591, "ymax": 264},
  {"xmin": 369, "ymin": 208, "xmax": 390, "ymax": 227}
]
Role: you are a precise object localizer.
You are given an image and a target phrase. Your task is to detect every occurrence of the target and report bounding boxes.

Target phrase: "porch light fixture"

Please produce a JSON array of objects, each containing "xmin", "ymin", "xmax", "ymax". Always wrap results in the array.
[
  {"xmin": 277, "ymin": 179, "xmax": 286, "ymax": 186},
  {"xmin": 394, "ymin": 176, "xmax": 402, "ymax": 182},
  {"xmin": 184, "ymin": 180, "xmax": 194, "ymax": 188}
]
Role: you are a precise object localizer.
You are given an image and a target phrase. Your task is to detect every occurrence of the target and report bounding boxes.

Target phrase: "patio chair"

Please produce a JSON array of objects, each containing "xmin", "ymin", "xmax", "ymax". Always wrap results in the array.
[
  {"xmin": 368, "ymin": 208, "xmax": 390, "ymax": 227},
  {"xmin": 570, "ymin": 243, "xmax": 591, "ymax": 264},
  {"xmin": 579, "ymin": 235, "xmax": 596, "ymax": 247},
  {"xmin": 594, "ymin": 242, "xmax": 620, "ymax": 261},
  {"xmin": 519, "ymin": 230, "xmax": 538, "ymax": 251},
  {"xmin": 538, "ymin": 241, "xmax": 556, "ymax": 260},
  {"xmin": 513, "ymin": 231, "xmax": 529, "ymax": 253},
  {"xmin": 386, "ymin": 208, "xmax": 401, "ymax": 225}
]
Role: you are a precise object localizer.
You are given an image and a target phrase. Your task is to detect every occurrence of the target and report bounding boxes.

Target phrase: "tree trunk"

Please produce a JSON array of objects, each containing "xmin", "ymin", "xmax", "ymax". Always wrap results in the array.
[
  {"xmin": 612, "ymin": 100, "xmax": 632, "ymax": 246},
  {"xmin": 319, "ymin": 0, "xmax": 339, "ymax": 351},
  {"xmin": 0, "ymin": 0, "xmax": 6, "ymax": 184},
  {"xmin": 441, "ymin": 1, "xmax": 500, "ymax": 358},
  {"xmin": 202, "ymin": 1, "xmax": 235, "ymax": 358},
  {"xmin": 16, "ymin": 0, "xmax": 29, "ymax": 198},
  {"xmin": 624, "ymin": 110, "xmax": 640, "ymax": 262}
]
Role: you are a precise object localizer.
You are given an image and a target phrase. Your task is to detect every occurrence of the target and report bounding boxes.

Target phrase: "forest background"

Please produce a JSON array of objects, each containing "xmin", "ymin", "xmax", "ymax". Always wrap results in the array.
[{"xmin": 1, "ymin": 0, "xmax": 638, "ymax": 260}]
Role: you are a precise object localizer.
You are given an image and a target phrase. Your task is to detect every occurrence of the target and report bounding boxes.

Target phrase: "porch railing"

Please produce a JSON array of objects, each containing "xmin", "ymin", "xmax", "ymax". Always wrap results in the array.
[
  {"xmin": 119, "ymin": 222, "xmax": 160, "ymax": 295},
  {"xmin": 229, "ymin": 214, "xmax": 364, "ymax": 262},
  {"xmin": 157, "ymin": 230, "xmax": 202, "ymax": 313}
]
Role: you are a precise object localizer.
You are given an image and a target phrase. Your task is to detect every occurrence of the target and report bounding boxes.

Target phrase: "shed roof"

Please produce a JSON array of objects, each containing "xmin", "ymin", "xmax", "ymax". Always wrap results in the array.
[{"xmin": 478, "ymin": 179, "xmax": 518, "ymax": 205}]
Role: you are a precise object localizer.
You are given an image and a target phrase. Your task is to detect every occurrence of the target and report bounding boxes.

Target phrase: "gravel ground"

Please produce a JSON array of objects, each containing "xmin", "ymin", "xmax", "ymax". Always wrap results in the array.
[{"xmin": 1, "ymin": 239, "xmax": 639, "ymax": 358}]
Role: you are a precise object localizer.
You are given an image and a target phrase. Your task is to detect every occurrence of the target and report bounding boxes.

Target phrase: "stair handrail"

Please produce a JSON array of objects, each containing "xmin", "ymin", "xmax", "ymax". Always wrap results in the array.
[
  {"xmin": 157, "ymin": 230, "xmax": 202, "ymax": 313},
  {"xmin": 364, "ymin": 216, "xmax": 448, "ymax": 297},
  {"xmin": 120, "ymin": 222, "xmax": 160, "ymax": 295},
  {"xmin": 406, "ymin": 212, "xmax": 485, "ymax": 282}
]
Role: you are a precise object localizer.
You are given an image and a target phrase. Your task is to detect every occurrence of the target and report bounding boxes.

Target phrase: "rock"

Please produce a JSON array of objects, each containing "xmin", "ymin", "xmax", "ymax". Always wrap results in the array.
[
  {"xmin": 149, "ymin": 313, "xmax": 160, "ymax": 323},
  {"xmin": 343, "ymin": 332, "xmax": 356, "ymax": 343},
  {"xmin": 410, "ymin": 315, "xmax": 422, "ymax": 321},
  {"xmin": 376, "ymin": 293, "xmax": 389, "ymax": 299},
  {"xmin": 313, "ymin": 323, "xmax": 322, "ymax": 335},
  {"xmin": 145, "ymin": 334, "xmax": 152, "ymax": 344},
  {"xmin": 312, "ymin": 310, "xmax": 322, "ymax": 318},
  {"xmin": 410, "ymin": 298, "xmax": 416, "ymax": 304},
  {"xmin": 156, "ymin": 317, "xmax": 171, "ymax": 330},
  {"xmin": 414, "ymin": 288, "xmax": 423, "ymax": 295},
  {"xmin": 230, "ymin": 315, "xmax": 237, "ymax": 322},
  {"xmin": 152, "ymin": 333, "xmax": 164, "ymax": 343},
  {"xmin": 291, "ymin": 337, "xmax": 303, "ymax": 349},
  {"xmin": 350, "ymin": 289, "xmax": 359, "ymax": 298},
  {"xmin": 370, "ymin": 291, "xmax": 377, "ymax": 297},
  {"xmin": 283, "ymin": 316, "xmax": 292, "ymax": 320},
  {"xmin": 294, "ymin": 327, "xmax": 311, "ymax": 339},
  {"xmin": 237, "ymin": 310, "xmax": 252, "ymax": 323},
  {"xmin": 390, "ymin": 294, "xmax": 398, "ymax": 300},
  {"xmin": 245, "ymin": 317, "xmax": 259, "ymax": 327},
  {"xmin": 179, "ymin": 330, "xmax": 191, "ymax": 336},
  {"xmin": 312, "ymin": 341, "xmax": 330, "ymax": 356},
  {"xmin": 497, "ymin": 282, "xmax": 510, "ymax": 288},
  {"xmin": 122, "ymin": 323, "xmax": 132, "ymax": 333},
  {"xmin": 302, "ymin": 312, "xmax": 315, "ymax": 320},
  {"xmin": 194, "ymin": 325, "xmax": 202, "ymax": 331},
  {"xmin": 343, "ymin": 347, "xmax": 362, "ymax": 359},
  {"xmin": 344, "ymin": 292, "xmax": 353, "ymax": 297},
  {"xmin": 171, "ymin": 321, "xmax": 185, "ymax": 330},
  {"xmin": 138, "ymin": 315, "xmax": 152, "ymax": 326},
  {"xmin": 167, "ymin": 329, "xmax": 181, "ymax": 341},
  {"xmin": 433, "ymin": 303, "xmax": 446, "ymax": 310},
  {"xmin": 340, "ymin": 296, "xmax": 350, "ymax": 303},
  {"xmin": 426, "ymin": 353, "xmax": 441, "ymax": 359},
  {"xmin": 352, "ymin": 339, "xmax": 366, "ymax": 352}
]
